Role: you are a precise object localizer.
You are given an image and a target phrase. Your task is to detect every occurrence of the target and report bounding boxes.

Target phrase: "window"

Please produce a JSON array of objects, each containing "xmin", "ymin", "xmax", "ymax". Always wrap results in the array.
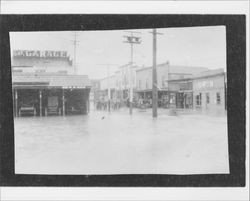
[
  {"xmin": 216, "ymin": 92, "xmax": 221, "ymax": 104},
  {"xmin": 146, "ymin": 79, "xmax": 148, "ymax": 89},
  {"xmin": 162, "ymin": 76, "xmax": 165, "ymax": 87},
  {"xmin": 138, "ymin": 80, "xmax": 141, "ymax": 89},
  {"xmin": 206, "ymin": 93, "xmax": 210, "ymax": 104},
  {"xmin": 196, "ymin": 93, "xmax": 202, "ymax": 106}
]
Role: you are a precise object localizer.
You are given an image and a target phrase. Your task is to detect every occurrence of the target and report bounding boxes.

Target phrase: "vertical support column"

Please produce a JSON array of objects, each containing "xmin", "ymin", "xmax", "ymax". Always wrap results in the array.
[
  {"xmin": 184, "ymin": 94, "xmax": 186, "ymax": 109},
  {"xmin": 129, "ymin": 42, "xmax": 133, "ymax": 115},
  {"xmin": 12, "ymin": 89, "xmax": 15, "ymax": 117},
  {"xmin": 39, "ymin": 90, "xmax": 42, "ymax": 117},
  {"xmin": 15, "ymin": 90, "xmax": 18, "ymax": 117},
  {"xmin": 152, "ymin": 28, "xmax": 158, "ymax": 118},
  {"xmin": 62, "ymin": 89, "xmax": 65, "ymax": 116},
  {"xmin": 87, "ymin": 94, "xmax": 90, "ymax": 114},
  {"xmin": 107, "ymin": 65, "xmax": 111, "ymax": 112}
]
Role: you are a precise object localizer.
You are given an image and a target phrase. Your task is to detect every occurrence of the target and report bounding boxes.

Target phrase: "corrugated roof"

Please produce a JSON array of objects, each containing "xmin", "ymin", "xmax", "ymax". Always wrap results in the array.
[{"xmin": 12, "ymin": 73, "xmax": 91, "ymax": 88}]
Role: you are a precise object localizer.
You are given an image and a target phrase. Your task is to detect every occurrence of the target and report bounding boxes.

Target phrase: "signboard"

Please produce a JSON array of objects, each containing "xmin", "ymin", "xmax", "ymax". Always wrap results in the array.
[
  {"xmin": 194, "ymin": 80, "xmax": 214, "ymax": 90},
  {"xmin": 13, "ymin": 50, "xmax": 68, "ymax": 58}
]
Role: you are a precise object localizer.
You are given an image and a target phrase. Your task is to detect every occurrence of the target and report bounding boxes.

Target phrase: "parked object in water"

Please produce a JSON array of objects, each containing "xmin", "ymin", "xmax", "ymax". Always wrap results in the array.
[
  {"xmin": 19, "ymin": 103, "xmax": 36, "ymax": 116},
  {"xmin": 45, "ymin": 96, "xmax": 61, "ymax": 116}
]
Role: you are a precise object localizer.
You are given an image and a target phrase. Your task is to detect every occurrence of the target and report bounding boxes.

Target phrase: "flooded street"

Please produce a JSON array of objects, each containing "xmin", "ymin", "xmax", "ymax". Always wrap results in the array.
[{"xmin": 14, "ymin": 108, "xmax": 229, "ymax": 175}]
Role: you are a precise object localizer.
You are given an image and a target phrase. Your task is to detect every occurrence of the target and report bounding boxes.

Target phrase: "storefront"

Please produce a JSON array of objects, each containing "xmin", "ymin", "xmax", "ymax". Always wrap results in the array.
[
  {"xmin": 168, "ymin": 78, "xmax": 193, "ymax": 109},
  {"xmin": 12, "ymin": 74, "xmax": 91, "ymax": 117},
  {"xmin": 192, "ymin": 70, "xmax": 226, "ymax": 114}
]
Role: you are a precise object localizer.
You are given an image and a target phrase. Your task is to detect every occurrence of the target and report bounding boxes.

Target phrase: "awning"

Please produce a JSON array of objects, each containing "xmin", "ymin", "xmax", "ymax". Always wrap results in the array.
[{"xmin": 12, "ymin": 74, "xmax": 91, "ymax": 89}]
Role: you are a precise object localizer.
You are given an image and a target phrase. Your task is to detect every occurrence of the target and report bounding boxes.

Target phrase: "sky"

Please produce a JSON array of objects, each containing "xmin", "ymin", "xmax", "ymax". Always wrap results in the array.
[{"xmin": 10, "ymin": 26, "xmax": 226, "ymax": 79}]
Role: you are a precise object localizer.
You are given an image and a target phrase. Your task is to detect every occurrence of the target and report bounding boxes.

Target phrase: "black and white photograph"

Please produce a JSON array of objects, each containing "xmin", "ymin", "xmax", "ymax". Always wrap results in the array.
[
  {"xmin": 0, "ymin": 1, "xmax": 248, "ymax": 200},
  {"xmin": 10, "ymin": 27, "xmax": 229, "ymax": 175}
]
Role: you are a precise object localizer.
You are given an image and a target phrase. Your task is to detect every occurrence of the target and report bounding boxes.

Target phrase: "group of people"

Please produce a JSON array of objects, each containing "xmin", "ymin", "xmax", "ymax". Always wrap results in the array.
[
  {"xmin": 94, "ymin": 99, "xmax": 123, "ymax": 111},
  {"xmin": 94, "ymin": 95, "xmax": 173, "ymax": 111}
]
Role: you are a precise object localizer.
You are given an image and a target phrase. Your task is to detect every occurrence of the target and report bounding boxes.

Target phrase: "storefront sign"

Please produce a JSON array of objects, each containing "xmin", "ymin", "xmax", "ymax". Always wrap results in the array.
[
  {"xmin": 13, "ymin": 50, "xmax": 67, "ymax": 58},
  {"xmin": 194, "ymin": 80, "xmax": 214, "ymax": 90}
]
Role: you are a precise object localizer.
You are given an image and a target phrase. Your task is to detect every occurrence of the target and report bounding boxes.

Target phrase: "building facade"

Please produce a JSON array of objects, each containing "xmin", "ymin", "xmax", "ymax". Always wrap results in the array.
[
  {"xmin": 11, "ymin": 50, "xmax": 91, "ymax": 117},
  {"xmin": 168, "ymin": 78, "xmax": 193, "ymax": 109},
  {"xmin": 95, "ymin": 61, "xmax": 227, "ymax": 113},
  {"xmin": 99, "ymin": 63, "xmax": 137, "ymax": 107},
  {"xmin": 135, "ymin": 62, "xmax": 208, "ymax": 108},
  {"xmin": 192, "ymin": 69, "xmax": 226, "ymax": 114}
]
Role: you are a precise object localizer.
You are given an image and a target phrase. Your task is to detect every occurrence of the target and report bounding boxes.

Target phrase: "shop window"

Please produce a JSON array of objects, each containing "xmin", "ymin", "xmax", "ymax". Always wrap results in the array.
[
  {"xmin": 196, "ymin": 93, "xmax": 202, "ymax": 106},
  {"xmin": 206, "ymin": 93, "xmax": 210, "ymax": 104},
  {"xmin": 216, "ymin": 92, "xmax": 221, "ymax": 104}
]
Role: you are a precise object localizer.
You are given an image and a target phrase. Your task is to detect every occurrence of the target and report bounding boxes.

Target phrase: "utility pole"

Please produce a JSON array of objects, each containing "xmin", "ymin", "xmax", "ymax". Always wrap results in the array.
[
  {"xmin": 98, "ymin": 64, "xmax": 118, "ymax": 112},
  {"xmin": 71, "ymin": 31, "xmax": 79, "ymax": 75},
  {"xmin": 150, "ymin": 29, "xmax": 163, "ymax": 118},
  {"xmin": 123, "ymin": 31, "xmax": 141, "ymax": 115}
]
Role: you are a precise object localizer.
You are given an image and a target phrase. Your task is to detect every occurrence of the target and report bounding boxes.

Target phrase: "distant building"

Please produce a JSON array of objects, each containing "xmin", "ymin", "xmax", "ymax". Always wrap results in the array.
[
  {"xmin": 167, "ymin": 68, "xmax": 227, "ymax": 114},
  {"xmin": 192, "ymin": 69, "xmax": 226, "ymax": 114},
  {"xmin": 135, "ymin": 62, "xmax": 208, "ymax": 107},
  {"xmin": 11, "ymin": 50, "xmax": 91, "ymax": 117},
  {"xmin": 89, "ymin": 79, "xmax": 101, "ymax": 102},
  {"xmin": 96, "ymin": 61, "xmax": 227, "ymax": 114},
  {"xmin": 168, "ymin": 78, "xmax": 193, "ymax": 109},
  {"xmin": 99, "ymin": 63, "xmax": 137, "ymax": 104}
]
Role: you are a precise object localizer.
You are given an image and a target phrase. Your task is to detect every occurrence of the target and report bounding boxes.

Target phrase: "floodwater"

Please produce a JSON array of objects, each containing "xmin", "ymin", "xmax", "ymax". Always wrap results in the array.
[{"xmin": 14, "ymin": 108, "xmax": 229, "ymax": 175}]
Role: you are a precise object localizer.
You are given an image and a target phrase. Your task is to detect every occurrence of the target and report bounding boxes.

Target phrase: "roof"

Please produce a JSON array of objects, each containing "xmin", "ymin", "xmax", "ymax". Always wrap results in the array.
[
  {"xmin": 136, "ymin": 62, "xmax": 209, "ymax": 75},
  {"xmin": 12, "ymin": 73, "xmax": 91, "ymax": 88},
  {"xmin": 192, "ymin": 68, "xmax": 225, "ymax": 79},
  {"xmin": 168, "ymin": 78, "xmax": 193, "ymax": 83},
  {"xmin": 99, "ymin": 74, "xmax": 116, "ymax": 81}
]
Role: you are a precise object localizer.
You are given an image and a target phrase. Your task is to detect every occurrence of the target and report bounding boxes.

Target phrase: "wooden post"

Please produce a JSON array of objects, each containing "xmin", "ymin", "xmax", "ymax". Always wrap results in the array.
[
  {"xmin": 129, "ymin": 43, "xmax": 133, "ymax": 115},
  {"xmin": 12, "ymin": 89, "xmax": 15, "ymax": 117},
  {"xmin": 39, "ymin": 90, "xmax": 42, "ymax": 117},
  {"xmin": 62, "ymin": 89, "xmax": 65, "ymax": 116},
  {"xmin": 152, "ymin": 28, "xmax": 158, "ymax": 118},
  {"xmin": 15, "ymin": 90, "xmax": 18, "ymax": 117}
]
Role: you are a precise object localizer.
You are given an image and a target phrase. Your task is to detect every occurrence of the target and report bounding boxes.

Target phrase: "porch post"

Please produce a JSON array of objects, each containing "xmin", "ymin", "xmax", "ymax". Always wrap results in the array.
[
  {"xmin": 39, "ymin": 90, "xmax": 42, "ymax": 117},
  {"xmin": 88, "ymin": 92, "xmax": 90, "ymax": 113},
  {"xmin": 12, "ymin": 89, "xmax": 15, "ymax": 117},
  {"xmin": 62, "ymin": 89, "xmax": 65, "ymax": 116},
  {"xmin": 15, "ymin": 90, "xmax": 18, "ymax": 117}
]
